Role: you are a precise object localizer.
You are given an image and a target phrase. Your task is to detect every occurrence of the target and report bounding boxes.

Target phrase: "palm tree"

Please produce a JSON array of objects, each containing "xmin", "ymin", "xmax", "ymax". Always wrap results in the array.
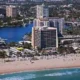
[
  {"xmin": 36, "ymin": 47, "xmax": 42, "ymax": 53},
  {"xmin": 58, "ymin": 46, "xmax": 66, "ymax": 54},
  {"xmin": 0, "ymin": 20, "xmax": 3, "ymax": 27},
  {"xmin": 41, "ymin": 49, "xmax": 46, "ymax": 56},
  {"xmin": 0, "ymin": 50, "xmax": 7, "ymax": 62}
]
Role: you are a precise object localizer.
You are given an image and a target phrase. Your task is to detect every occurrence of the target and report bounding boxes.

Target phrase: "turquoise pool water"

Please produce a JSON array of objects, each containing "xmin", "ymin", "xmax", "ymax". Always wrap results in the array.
[{"xmin": 0, "ymin": 68, "xmax": 80, "ymax": 80}]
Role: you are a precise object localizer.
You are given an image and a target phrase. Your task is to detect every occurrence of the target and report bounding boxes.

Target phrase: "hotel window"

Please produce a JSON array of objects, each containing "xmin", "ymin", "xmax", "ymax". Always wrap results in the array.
[
  {"xmin": 46, "ymin": 21, "xmax": 49, "ymax": 26},
  {"xmin": 40, "ymin": 22, "xmax": 44, "ymax": 26},
  {"xmin": 50, "ymin": 21, "xmax": 54, "ymax": 27},
  {"xmin": 33, "ymin": 20, "xmax": 37, "ymax": 26}
]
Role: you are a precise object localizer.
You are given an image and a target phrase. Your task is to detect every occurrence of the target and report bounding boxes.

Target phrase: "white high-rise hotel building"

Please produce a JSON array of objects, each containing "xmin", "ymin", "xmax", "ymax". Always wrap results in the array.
[
  {"xmin": 36, "ymin": 4, "xmax": 64, "ymax": 34},
  {"xmin": 6, "ymin": 5, "xmax": 17, "ymax": 17},
  {"xmin": 36, "ymin": 4, "xmax": 49, "ymax": 18},
  {"xmin": 32, "ymin": 4, "xmax": 64, "ymax": 51}
]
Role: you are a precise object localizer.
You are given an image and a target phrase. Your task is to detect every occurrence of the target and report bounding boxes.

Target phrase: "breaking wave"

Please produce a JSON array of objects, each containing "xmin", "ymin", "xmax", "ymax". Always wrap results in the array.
[
  {"xmin": 0, "ymin": 74, "xmax": 36, "ymax": 80},
  {"xmin": 44, "ymin": 69, "xmax": 80, "ymax": 77},
  {"xmin": 0, "ymin": 68, "xmax": 80, "ymax": 80}
]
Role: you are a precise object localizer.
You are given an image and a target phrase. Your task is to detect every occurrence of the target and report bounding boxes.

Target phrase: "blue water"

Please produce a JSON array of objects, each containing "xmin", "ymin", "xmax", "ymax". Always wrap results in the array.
[
  {"xmin": 0, "ymin": 68, "xmax": 80, "ymax": 80},
  {"xmin": 0, "ymin": 24, "xmax": 69, "ymax": 43},
  {"xmin": 0, "ymin": 24, "xmax": 33, "ymax": 42}
]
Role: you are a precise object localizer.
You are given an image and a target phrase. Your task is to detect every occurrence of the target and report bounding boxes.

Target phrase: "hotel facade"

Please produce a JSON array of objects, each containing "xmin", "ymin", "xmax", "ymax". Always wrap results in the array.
[
  {"xmin": 6, "ymin": 5, "xmax": 17, "ymax": 17},
  {"xmin": 32, "ymin": 4, "xmax": 64, "ymax": 51},
  {"xmin": 32, "ymin": 27, "xmax": 58, "ymax": 50}
]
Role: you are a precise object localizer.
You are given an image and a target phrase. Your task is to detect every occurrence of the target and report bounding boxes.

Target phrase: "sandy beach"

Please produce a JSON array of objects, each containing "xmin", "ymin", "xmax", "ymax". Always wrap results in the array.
[{"xmin": 0, "ymin": 54, "xmax": 80, "ymax": 74}]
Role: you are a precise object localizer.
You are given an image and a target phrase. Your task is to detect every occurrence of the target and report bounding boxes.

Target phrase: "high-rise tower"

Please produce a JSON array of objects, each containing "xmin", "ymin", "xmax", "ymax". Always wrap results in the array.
[
  {"xmin": 32, "ymin": 4, "xmax": 58, "ymax": 51},
  {"xmin": 36, "ymin": 4, "xmax": 49, "ymax": 19},
  {"xmin": 6, "ymin": 5, "xmax": 17, "ymax": 17}
]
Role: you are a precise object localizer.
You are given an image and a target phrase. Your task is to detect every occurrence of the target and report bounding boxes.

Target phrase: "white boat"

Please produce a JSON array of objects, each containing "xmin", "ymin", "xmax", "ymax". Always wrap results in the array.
[
  {"xmin": 23, "ymin": 23, "xmax": 26, "ymax": 27},
  {"xmin": 0, "ymin": 37, "xmax": 7, "ymax": 43}
]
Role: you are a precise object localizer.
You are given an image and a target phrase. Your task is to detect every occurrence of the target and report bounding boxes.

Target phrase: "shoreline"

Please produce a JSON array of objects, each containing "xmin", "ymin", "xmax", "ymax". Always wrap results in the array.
[
  {"xmin": 0, "ymin": 54, "xmax": 80, "ymax": 75},
  {"xmin": 0, "ymin": 66, "xmax": 80, "ymax": 75}
]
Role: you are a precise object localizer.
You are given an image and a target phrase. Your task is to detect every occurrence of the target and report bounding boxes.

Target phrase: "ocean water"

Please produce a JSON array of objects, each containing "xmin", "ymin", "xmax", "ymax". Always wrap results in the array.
[
  {"xmin": 0, "ymin": 24, "xmax": 33, "ymax": 42},
  {"xmin": 0, "ymin": 68, "xmax": 80, "ymax": 80}
]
